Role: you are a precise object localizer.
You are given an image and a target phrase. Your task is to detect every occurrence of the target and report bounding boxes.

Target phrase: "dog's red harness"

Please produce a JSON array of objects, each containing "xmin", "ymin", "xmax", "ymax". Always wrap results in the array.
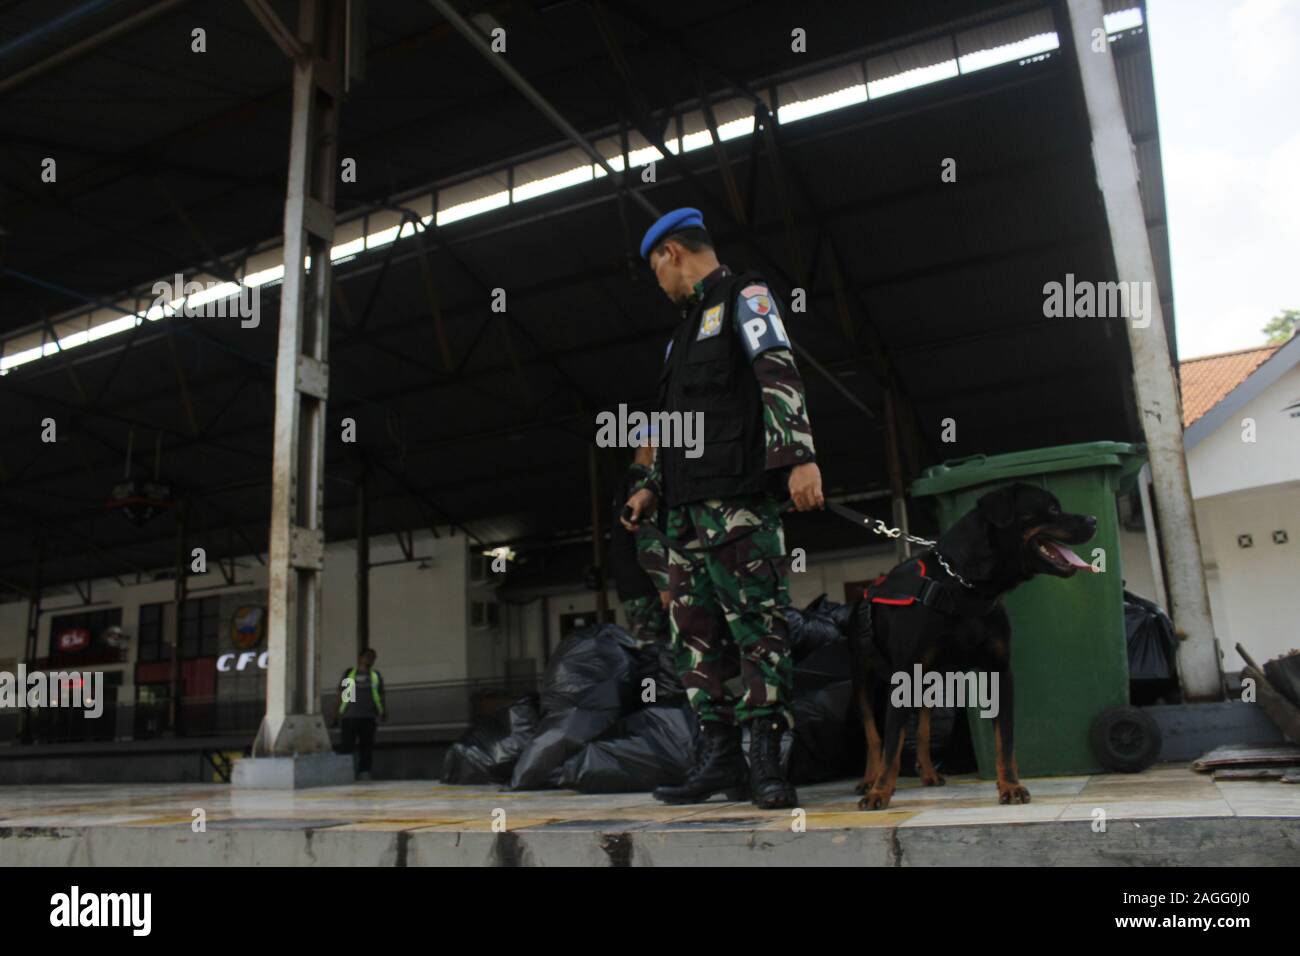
[
  {"xmin": 864, "ymin": 555, "xmax": 998, "ymax": 617},
  {"xmin": 866, "ymin": 558, "xmax": 931, "ymax": 606}
]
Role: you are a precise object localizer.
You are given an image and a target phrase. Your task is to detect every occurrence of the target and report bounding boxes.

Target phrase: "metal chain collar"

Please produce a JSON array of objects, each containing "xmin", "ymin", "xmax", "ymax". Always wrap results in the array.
[
  {"xmin": 862, "ymin": 517, "xmax": 978, "ymax": 591},
  {"xmin": 932, "ymin": 550, "xmax": 977, "ymax": 590},
  {"xmin": 866, "ymin": 517, "xmax": 936, "ymax": 549}
]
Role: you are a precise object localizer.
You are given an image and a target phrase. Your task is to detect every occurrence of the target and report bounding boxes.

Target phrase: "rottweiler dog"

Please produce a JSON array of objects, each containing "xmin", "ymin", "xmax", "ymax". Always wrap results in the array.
[{"xmin": 849, "ymin": 483, "xmax": 1097, "ymax": 810}]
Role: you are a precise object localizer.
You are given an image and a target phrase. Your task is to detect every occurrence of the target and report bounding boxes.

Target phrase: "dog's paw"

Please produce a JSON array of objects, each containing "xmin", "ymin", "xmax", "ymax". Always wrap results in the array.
[
  {"xmin": 920, "ymin": 772, "xmax": 946, "ymax": 787},
  {"xmin": 997, "ymin": 782, "xmax": 1031, "ymax": 805},
  {"xmin": 858, "ymin": 787, "xmax": 894, "ymax": 811},
  {"xmin": 853, "ymin": 776, "xmax": 878, "ymax": 795}
]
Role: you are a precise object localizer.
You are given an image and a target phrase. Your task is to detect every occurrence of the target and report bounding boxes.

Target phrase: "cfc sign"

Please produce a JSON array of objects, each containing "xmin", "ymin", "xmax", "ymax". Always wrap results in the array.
[{"xmin": 217, "ymin": 651, "xmax": 269, "ymax": 672}]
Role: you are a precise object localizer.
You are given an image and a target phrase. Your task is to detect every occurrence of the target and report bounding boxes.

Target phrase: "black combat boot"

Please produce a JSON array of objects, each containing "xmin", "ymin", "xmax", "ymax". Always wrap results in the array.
[
  {"xmin": 653, "ymin": 721, "xmax": 750, "ymax": 804},
  {"xmin": 748, "ymin": 715, "xmax": 798, "ymax": 809}
]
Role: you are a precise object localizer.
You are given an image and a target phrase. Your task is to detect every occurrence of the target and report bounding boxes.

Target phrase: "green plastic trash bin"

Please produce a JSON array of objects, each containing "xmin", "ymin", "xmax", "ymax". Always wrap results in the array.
[{"xmin": 910, "ymin": 441, "xmax": 1146, "ymax": 778}]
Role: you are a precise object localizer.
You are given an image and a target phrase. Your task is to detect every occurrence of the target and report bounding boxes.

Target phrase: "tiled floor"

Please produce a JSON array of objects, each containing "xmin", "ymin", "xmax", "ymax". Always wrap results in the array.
[{"xmin": 0, "ymin": 762, "xmax": 1294, "ymax": 833}]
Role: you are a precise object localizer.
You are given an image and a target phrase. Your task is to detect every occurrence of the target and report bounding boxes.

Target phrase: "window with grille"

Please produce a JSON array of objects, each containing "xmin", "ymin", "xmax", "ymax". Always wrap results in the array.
[
  {"xmin": 179, "ymin": 596, "xmax": 220, "ymax": 659},
  {"xmin": 137, "ymin": 602, "xmax": 167, "ymax": 662}
]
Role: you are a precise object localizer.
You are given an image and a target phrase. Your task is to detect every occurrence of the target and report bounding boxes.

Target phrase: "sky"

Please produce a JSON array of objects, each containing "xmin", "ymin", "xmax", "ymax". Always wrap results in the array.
[{"xmin": 1145, "ymin": 0, "xmax": 1300, "ymax": 359}]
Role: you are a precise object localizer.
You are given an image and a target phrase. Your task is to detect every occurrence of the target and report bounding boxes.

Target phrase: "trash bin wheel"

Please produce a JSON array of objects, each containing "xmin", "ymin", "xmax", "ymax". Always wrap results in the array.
[{"xmin": 1090, "ymin": 706, "xmax": 1161, "ymax": 773}]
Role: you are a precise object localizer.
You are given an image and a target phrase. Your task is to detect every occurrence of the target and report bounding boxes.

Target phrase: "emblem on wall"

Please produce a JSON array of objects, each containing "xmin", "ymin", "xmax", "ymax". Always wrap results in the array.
[{"xmin": 231, "ymin": 606, "xmax": 266, "ymax": 649}]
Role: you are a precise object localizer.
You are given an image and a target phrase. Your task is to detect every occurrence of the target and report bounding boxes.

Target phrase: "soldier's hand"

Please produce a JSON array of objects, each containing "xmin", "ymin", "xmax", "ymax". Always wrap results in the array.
[
  {"xmin": 621, "ymin": 489, "xmax": 657, "ymax": 530},
  {"xmin": 788, "ymin": 462, "xmax": 825, "ymax": 511}
]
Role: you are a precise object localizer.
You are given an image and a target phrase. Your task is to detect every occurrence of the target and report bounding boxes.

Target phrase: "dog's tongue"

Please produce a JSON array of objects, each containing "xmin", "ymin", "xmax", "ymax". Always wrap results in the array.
[{"xmin": 1042, "ymin": 539, "xmax": 1094, "ymax": 571}]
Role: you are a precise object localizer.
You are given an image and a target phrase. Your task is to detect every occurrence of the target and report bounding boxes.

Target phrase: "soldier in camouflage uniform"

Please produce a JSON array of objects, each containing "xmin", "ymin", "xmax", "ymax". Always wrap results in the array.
[
  {"xmin": 622, "ymin": 208, "xmax": 824, "ymax": 809},
  {"xmin": 615, "ymin": 439, "xmax": 670, "ymax": 645}
]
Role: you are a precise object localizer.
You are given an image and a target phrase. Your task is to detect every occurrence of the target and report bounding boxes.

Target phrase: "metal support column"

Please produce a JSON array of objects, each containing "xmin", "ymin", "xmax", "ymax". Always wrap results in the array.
[
  {"xmin": 1064, "ymin": 0, "xmax": 1222, "ymax": 700},
  {"xmin": 883, "ymin": 387, "xmax": 911, "ymax": 562},
  {"xmin": 588, "ymin": 445, "xmax": 608, "ymax": 619},
  {"xmin": 356, "ymin": 468, "xmax": 370, "ymax": 656},
  {"xmin": 252, "ymin": 0, "xmax": 348, "ymax": 758},
  {"xmin": 20, "ymin": 534, "xmax": 43, "ymax": 744},
  {"xmin": 168, "ymin": 500, "xmax": 188, "ymax": 736}
]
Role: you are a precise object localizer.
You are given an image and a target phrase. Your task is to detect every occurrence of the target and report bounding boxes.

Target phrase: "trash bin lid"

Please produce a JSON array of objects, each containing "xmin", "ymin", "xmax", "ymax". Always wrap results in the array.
[{"xmin": 912, "ymin": 441, "xmax": 1146, "ymax": 497}]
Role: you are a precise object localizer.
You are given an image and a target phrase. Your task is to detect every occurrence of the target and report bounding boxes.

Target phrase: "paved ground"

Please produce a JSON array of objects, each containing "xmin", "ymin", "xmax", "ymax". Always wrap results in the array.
[{"xmin": 1, "ymin": 763, "xmax": 1296, "ymax": 865}]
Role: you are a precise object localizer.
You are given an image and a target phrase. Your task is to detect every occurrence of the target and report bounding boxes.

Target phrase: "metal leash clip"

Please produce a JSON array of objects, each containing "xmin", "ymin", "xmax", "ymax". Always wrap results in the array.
[{"xmin": 825, "ymin": 500, "xmax": 936, "ymax": 548}]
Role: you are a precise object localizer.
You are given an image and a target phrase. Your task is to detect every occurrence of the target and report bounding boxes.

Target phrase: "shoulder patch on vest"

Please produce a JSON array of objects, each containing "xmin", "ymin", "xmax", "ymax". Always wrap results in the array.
[
  {"xmin": 735, "ymin": 283, "xmax": 790, "ymax": 359},
  {"xmin": 697, "ymin": 304, "xmax": 724, "ymax": 340}
]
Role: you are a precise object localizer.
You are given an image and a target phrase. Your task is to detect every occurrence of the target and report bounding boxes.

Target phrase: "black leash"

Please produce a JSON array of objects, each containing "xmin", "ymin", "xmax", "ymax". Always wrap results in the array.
[
  {"xmin": 822, "ymin": 500, "xmax": 937, "ymax": 548},
  {"xmin": 626, "ymin": 498, "xmax": 930, "ymax": 562}
]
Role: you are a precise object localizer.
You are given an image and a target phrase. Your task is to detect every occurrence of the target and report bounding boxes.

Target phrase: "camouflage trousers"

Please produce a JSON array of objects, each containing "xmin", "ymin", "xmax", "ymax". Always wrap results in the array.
[
  {"xmin": 622, "ymin": 593, "xmax": 670, "ymax": 645},
  {"xmin": 634, "ymin": 520, "xmax": 670, "ymax": 594},
  {"xmin": 666, "ymin": 495, "xmax": 794, "ymax": 728}
]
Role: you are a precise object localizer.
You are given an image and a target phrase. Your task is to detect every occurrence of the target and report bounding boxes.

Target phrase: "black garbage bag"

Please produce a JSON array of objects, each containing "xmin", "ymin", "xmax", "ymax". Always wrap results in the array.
[
  {"xmin": 1125, "ymin": 589, "xmax": 1182, "ymax": 704},
  {"xmin": 785, "ymin": 594, "xmax": 846, "ymax": 663},
  {"xmin": 510, "ymin": 624, "xmax": 637, "ymax": 789},
  {"xmin": 788, "ymin": 638, "xmax": 863, "ymax": 784},
  {"xmin": 556, "ymin": 705, "xmax": 698, "ymax": 792},
  {"xmin": 810, "ymin": 592, "xmax": 856, "ymax": 633},
  {"xmin": 629, "ymin": 638, "xmax": 684, "ymax": 704},
  {"xmin": 441, "ymin": 696, "xmax": 539, "ymax": 784},
  {"xmin": 459, "ymin": 595, "xmax": 890, "ymax": 792},
  {"xmin": 1125, "ymin": 590, "xmax": 1178, "ymax": 680}
]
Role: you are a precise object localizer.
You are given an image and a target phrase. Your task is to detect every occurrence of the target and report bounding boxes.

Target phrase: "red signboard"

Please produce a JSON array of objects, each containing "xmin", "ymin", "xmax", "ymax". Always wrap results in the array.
[{"xmin": 56, "ymin": 627, "xmax": 91, "ymax": 652}]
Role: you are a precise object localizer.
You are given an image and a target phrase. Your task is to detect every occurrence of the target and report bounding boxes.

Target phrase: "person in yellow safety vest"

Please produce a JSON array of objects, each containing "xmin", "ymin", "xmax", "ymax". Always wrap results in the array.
[{"xmin": 333, "ymin": 647, "xmax": 386, "ymax": 780}]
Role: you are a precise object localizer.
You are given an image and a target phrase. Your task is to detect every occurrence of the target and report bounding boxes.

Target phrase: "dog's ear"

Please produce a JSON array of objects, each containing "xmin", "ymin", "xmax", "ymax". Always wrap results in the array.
[{"xmin": 976, "ymin": 485, "xmax": 1019, "ymax": 528}]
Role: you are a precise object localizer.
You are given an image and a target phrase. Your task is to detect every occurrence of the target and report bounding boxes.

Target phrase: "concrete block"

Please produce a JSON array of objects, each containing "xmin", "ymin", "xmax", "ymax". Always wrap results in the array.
[
  {"xmin": 1148, "ymin": 701, "xmax": 1283, "ymax": 762},
  {"xmin": 232, "ymin": 753, "xmax": 354, "ymax": 789}
]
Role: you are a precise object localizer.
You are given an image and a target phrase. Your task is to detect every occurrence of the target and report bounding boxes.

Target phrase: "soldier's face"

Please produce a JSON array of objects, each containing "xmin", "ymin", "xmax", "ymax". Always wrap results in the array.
[{"xmin": 650, "ymin": 243, "xmax": 689, "ymax": 305}]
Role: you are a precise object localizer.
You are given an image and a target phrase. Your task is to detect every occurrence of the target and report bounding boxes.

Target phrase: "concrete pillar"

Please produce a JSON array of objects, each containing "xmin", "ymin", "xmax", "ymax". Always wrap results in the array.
[
  {"xmin": 1064, "ymin": 0, "xmax": 1222, "ymax": 700},
  {"xmin": 245, "ymin": 0, "xmax": 354, "ymax": 782}
]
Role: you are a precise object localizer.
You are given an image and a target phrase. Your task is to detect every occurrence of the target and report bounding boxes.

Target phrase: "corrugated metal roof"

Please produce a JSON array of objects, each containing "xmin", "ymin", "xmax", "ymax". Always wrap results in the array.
[{"xmin": 0, "ymin": 0, "xmax": 1172, "ymax": 593}]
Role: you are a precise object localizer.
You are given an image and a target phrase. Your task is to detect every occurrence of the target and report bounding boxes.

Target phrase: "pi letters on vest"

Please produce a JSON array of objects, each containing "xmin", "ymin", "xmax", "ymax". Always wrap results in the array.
[{"xmin": 736, "ymin": 283, "xmax": 790, "ymax": 358}]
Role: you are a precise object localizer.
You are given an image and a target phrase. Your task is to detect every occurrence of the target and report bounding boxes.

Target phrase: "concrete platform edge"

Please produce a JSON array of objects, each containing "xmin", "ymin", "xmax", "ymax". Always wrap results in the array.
[{"xmin": 2, "ymin": 816, "xmax": 1296, "ymax": 867}]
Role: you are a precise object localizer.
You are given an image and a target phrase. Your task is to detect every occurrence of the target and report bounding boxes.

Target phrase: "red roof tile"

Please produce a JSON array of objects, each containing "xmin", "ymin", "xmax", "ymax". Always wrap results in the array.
[{"xmin": 1180, "ymin": 344, "xmax": 1281, "ymax": 427}]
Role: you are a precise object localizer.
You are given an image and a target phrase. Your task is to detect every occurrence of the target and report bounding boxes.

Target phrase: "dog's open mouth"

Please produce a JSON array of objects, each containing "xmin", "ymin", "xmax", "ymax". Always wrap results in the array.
[{"xmin": 1030, "ymin": 534, "xmax": 1094, "ymax": 573}]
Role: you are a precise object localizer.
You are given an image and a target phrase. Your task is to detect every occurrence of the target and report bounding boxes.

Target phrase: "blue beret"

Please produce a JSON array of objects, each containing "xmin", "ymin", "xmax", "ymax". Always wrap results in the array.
[{"xmin": 640, "ymin": 207, "xmax": 705, "ymax": 260}]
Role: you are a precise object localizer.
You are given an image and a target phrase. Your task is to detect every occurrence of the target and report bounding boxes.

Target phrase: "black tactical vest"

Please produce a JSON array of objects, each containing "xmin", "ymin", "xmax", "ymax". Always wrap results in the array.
[{"xmin": 657, "ymin": 270, "xmax": 767, "ymax": 507}]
